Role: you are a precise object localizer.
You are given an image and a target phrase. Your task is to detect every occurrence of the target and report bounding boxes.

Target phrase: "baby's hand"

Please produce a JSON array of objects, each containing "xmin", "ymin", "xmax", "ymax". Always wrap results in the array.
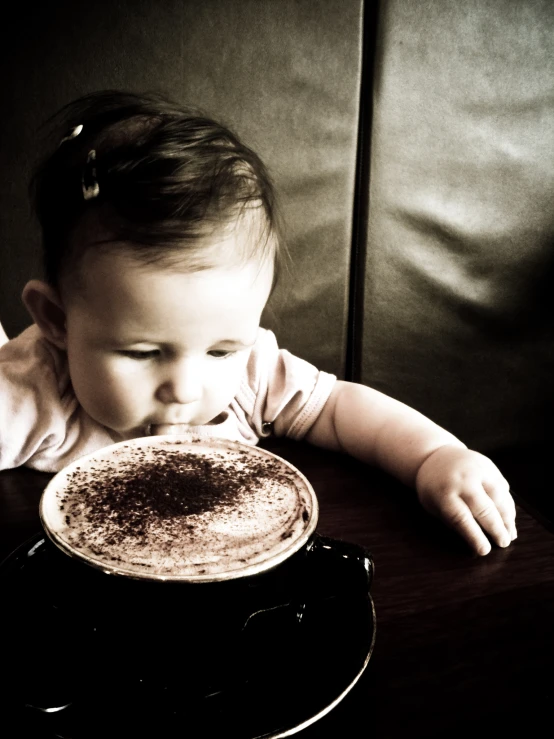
[{"xmin": 415, "ymin": 445, "xmax": 517, "ymax": 556}]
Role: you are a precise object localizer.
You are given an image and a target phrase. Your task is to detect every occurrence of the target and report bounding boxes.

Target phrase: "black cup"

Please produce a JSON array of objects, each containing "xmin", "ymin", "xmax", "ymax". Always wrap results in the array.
[
  {"xmin": 8, "ymin": 438, "xmax": 374, "ymax": 717},
  {"xmin": 2, "ymin": 530, "xmax": 373, "ymax": 721}
]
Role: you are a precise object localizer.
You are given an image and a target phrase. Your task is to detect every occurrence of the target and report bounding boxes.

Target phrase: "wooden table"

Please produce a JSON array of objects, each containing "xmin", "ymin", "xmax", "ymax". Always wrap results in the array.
[{"xmin": 1, "ymin": 437, "xmax": 553, "ymax": 738}]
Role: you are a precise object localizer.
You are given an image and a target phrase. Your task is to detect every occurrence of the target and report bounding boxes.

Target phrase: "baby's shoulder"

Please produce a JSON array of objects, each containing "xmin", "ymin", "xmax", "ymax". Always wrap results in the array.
[
  {"xmin": 0, "ymin": 320, "xmax": 8, "ymax": 347},
  {"xmin": 0, "ymin": 324, "xmax": 68, "ymax": 388},
  {"xmin": 252, "ymin": 326, "xmax": 279, "ymax": 353},
  {"xmin": 245, "ymin": 326, "xmax": 282, "ymax": 377},
  {"xmin": 0, "ymin": 325, "xmax": 77, "ymax": 471}
]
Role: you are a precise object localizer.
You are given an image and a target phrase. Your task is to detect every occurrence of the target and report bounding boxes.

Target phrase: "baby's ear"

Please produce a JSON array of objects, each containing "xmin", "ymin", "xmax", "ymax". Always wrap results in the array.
[{"xmin": 22, "ymin": 280, "xmax": 68, "ymax": 350}]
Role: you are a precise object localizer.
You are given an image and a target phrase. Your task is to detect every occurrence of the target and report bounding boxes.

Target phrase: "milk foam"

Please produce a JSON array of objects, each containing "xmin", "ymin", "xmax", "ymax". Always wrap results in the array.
[{"xmin": 40, "ymin": 437, "xmax": 318, "ymax": 581}]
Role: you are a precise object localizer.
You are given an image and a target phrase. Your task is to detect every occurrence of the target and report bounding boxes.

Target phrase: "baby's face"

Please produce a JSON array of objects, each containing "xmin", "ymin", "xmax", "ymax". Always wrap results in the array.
[{"xmin": 62, "ymin": 244, "xmax": 273, "ymax": 437}]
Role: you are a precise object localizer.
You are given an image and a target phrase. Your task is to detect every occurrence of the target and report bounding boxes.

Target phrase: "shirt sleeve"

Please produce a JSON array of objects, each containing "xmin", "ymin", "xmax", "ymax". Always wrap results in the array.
[
  {"xmin": 0, "ymin": 326, "xmax": 113, "ymax": 471},
  {"xmin": 234, "ymin": 328, "xmax": 337, "ymax": 440}
]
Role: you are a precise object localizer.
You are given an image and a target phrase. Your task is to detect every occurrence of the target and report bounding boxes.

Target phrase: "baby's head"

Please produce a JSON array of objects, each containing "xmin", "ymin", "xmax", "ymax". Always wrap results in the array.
[
  {"xmin": 23, "ymin": 90, "xmax": 280, "ymax": 437},
  {"xmin": 29, "ymin": 89, "xmax": 279, "ymax": 288}
]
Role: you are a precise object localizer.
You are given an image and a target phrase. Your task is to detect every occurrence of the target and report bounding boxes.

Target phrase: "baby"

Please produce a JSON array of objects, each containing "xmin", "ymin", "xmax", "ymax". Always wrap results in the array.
[{"xmin": 0, "ymin": 90, "xmax": 516, "ymax": 557}]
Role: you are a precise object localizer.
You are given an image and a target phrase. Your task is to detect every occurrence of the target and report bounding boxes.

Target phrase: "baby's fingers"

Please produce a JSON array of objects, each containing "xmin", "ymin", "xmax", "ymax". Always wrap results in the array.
[
  {"xmin": 483, "ymin": 480, "xmax": 517, "ymax": 541},
  {"xmin": 461, "ymin": 487, "xmax": 514, "ymax": 554},
  {"xmin": 443, "ymin": 498, "xmax": 496, "ymax": 556}
]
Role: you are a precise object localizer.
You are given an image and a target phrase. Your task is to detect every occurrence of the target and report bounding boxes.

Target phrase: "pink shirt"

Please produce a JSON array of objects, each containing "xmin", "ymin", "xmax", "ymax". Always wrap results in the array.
[{"xmin": 0, "ymin": 325, "xmax": 336, "ymax": 472}]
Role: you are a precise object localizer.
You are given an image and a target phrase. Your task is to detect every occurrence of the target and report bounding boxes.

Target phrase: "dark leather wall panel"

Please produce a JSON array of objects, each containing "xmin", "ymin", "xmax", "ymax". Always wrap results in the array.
[
  {"xmin": 0, "ymin": 0, "xmax": 364, "ymax": 377},
  {"xmin": 359, "ymin": 0, "xmax": 554, "ymax": 450}
]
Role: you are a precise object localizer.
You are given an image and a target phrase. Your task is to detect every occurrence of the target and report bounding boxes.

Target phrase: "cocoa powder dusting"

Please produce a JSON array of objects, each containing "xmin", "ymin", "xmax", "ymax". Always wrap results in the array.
[{"xmin": 61, "ymin": 448, "xmax": 292, "ymax": 553}]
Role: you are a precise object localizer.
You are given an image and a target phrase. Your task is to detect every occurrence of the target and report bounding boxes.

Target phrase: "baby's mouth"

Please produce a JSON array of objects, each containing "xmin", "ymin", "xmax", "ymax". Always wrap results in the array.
[
  {"xmin": 148, "ymin": 423, "xmax": 192, "ymax": 436},
  {"xmin": 146, "ymin": 412, "xmax": 227, "ymax": 435}
]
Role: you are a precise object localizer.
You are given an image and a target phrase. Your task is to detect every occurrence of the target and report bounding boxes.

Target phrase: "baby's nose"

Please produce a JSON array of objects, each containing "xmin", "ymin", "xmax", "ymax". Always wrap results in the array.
[{"xmin": 156, "ymin": 360, "xmax": 202, "ymax": 405}]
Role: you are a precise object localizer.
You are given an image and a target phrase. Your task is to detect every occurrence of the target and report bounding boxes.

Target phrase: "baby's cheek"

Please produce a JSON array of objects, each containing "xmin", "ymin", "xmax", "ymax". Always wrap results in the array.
[{"xmin": 74, "ymin": 367, "xmax": 143, "ymax": 428}]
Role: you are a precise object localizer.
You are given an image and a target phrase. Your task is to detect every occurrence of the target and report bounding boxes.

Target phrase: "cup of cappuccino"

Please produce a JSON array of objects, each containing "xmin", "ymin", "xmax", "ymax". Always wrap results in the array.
[
  {"xmin": 37, "ymin": 436, "xmax": 372, "ymax": 708},
  {"xmin": 41, "ymin": 436, "xmax": 318, "ymax": 583}
]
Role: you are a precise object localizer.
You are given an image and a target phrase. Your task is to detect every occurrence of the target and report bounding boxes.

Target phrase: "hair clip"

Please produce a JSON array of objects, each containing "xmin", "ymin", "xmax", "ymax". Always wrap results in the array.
[
  {"xmin": 82, "ymin": 149, "xmax": 100, "ymax": 201},
  {"xmin": 59, "ymin": 124, "xmax": 84, "ymax": 146}
]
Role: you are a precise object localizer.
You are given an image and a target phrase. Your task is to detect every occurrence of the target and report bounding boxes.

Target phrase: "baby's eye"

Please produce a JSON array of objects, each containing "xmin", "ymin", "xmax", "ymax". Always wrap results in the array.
[
  {"xmin": 118, "ymin": 349, "xmax": 160, "ymax": 360},
  {"xmin": 207, "ymin": 350, "xmax": 235, "ymax": 359}
]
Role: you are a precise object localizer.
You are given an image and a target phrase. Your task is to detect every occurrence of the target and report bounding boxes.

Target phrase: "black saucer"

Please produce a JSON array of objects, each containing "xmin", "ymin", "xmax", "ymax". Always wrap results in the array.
[{"xmin": 1, "ymin": 534, "xmax": 376, "ymax": 739}]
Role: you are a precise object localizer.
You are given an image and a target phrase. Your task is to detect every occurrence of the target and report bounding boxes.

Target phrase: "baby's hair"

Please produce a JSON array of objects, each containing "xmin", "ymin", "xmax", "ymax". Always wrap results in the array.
[{"xmin": 30, "ymin": 90, "xmax": 280, "ymax": 286}]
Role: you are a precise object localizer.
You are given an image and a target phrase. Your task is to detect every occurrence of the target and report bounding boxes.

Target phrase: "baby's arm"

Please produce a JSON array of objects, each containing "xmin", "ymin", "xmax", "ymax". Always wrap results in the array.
[{"xmin": 305, "ymin": 381, "xmax": 516, "ymax": 556}]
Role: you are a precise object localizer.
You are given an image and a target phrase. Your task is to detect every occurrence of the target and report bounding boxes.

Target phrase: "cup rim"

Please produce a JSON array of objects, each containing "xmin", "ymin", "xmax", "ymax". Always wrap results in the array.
[{"xmin": 39, "ymin": 436, "xmax": 319, "ymax": 583}]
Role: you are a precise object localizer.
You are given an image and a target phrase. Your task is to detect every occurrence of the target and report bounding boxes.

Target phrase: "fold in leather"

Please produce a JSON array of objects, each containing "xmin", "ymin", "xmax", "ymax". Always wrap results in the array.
[{"xmin": 358, "ymin": 0, "xmax": 554, "ymax": 449}]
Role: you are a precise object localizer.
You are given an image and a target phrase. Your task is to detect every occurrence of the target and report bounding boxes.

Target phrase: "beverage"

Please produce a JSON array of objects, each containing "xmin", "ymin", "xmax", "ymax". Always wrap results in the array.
[{"xmin": 40, "ymin": 437, "xmax": 318, "ymax": 581}]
